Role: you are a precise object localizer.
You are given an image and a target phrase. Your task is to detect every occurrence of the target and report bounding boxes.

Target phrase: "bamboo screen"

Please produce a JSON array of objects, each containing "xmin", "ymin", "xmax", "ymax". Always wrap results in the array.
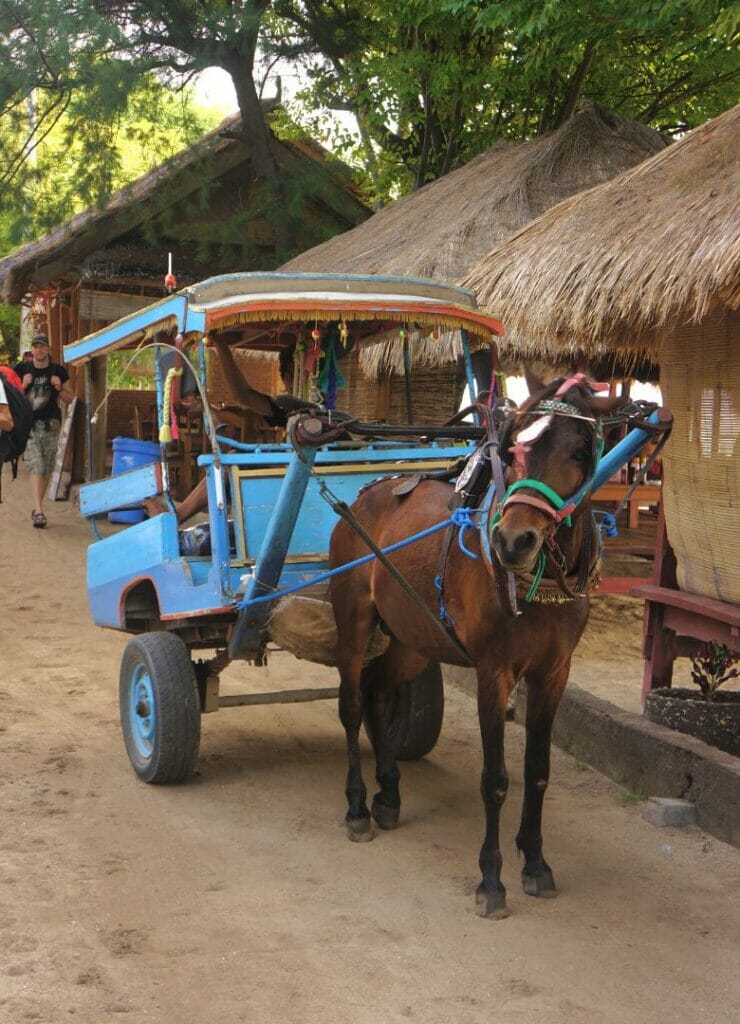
[
  {"xmin": 335, "ymin": 349, "xmax": 463, "ymax": 424},
  {"xmin": 659, "ymin": 307, "xmax": 739, "ymax": 603}
]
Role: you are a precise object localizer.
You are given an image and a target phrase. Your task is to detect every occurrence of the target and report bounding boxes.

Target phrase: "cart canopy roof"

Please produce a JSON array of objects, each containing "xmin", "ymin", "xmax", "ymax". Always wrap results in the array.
[{"xmin": 63, "ymin": 272, "xmax": 503, "ymax": 365}]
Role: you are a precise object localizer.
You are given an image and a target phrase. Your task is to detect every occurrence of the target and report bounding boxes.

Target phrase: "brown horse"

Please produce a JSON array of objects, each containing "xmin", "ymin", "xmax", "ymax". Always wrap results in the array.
[{"xmin": 328, "ymin": 375, "xmax": 621, "ymax": 918}]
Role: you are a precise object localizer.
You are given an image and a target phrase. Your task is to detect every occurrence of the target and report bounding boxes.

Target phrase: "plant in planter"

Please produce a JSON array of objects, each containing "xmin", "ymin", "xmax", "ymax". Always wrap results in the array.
[
  {"xmin": 644, "ymin": 642, "xmax": 740, "ymax": 757},
  {"xmin": 690, "ymin": 642, "xmax": 739, "ymax": 700}
]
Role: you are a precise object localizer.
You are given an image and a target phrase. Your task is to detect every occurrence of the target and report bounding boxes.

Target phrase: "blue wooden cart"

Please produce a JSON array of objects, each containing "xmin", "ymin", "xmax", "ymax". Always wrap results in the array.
[
  {"xmin": 65, "ymin": 272, "xmax": 666, "ymax": 784},
  {"xmin": 64, "ymin": 273, "xmax": 507, "ymax": 782}
]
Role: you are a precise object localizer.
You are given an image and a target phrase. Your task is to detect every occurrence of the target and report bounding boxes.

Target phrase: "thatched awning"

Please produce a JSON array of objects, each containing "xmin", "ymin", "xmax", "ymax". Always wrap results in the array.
[
  {"xmin": 0, "ymin": 114, "xmax": 369, "ymax": 305},
  {"xmin": 282, "ymin": 101, "xmax": 666, "ymax": 285},
  {"xmin": 461, "ymin": 104, "xmax": 740, "ymax": 362}
]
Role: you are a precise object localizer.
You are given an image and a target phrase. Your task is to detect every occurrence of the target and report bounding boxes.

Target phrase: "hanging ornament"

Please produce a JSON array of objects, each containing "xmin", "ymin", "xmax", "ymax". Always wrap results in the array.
[
  {"xmin": 318, "ymin": 335, "xmax": 346, "ymax": 411},
  {"xmin": 399, "ymin": 326, "xmax": 407, "ymax": 342},
  {"xmin": 339, "ymin": 320, "xmax": 349, "ymax": 347},
  {"xmin": 164, "ymin": 252, "xmax": 177, "ymax": 292},
  {"xmin": 304, "ymin": 325, "xmax": 323, "ymax": 376},
  {"xmin": 293, "ymin": 335, "xmax": 306, "ymax": 396}
]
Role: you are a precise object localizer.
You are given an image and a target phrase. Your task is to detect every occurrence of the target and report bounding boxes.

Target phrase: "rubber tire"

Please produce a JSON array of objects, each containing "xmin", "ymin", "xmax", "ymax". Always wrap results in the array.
[
  {"xmin": 364, "ymin": 662, "xmax": 444, "ymax": 761},
  {"xmin": 119, "ymin": 632, "xmax": 201, "ymax": 784}
]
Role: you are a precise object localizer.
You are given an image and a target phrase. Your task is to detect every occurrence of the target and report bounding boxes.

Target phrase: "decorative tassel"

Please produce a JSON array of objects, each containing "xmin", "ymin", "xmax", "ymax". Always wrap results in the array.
[
  {"xmin": 160, "ymin": 366, "xmax": 182, "ymax": 442},
  {"xmin": 339, "ymin": 320, "xmax": 349, "ymax": 347},
  {"xmin": 318, "ymin": 335, "xmax": 345, "ymax": 411}
]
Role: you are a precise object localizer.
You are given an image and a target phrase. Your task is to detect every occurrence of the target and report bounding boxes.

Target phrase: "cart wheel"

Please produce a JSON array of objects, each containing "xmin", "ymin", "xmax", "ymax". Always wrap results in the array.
[
  {"xmin": 364, "ymin": 662, "xmax": 444, "ymax": 761},
  {"xmin": 119, "ymin": 632, "xmax": 201, "ymax": 784}
]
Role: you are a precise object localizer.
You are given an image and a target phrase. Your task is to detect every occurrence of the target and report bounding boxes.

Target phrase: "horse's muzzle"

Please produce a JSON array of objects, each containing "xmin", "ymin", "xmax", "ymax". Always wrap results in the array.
[{"xmin": 490, "ymin": 521, "xmax": 541, "ymax": 572}]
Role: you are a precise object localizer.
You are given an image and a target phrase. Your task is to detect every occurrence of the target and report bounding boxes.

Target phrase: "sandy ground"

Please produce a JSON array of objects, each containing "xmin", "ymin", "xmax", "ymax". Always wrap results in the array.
[{"xmin": 1, "ymin": 467, "xmax": 738, "ymax": 1024}]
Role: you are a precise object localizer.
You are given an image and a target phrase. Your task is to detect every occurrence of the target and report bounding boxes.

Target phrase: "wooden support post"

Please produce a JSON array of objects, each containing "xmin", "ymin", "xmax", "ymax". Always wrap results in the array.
[
  {"xmin": 89, "ymin": 355, "xmax": 108, "ymax": 481},
  {"xmin": 637, "ymin": 504, "xmax": 678, "ymax": 704},
  {"xmin": 71, "ymin": 317, "xmax": 91, "ymax": 483}
]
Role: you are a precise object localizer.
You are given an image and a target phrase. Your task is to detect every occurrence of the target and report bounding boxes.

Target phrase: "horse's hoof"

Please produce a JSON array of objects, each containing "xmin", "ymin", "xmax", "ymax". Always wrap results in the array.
[
  {"xmin": 521, "ymin": 868, "xmax": 557, "ymax": 898},
  {"xmin": 371, "ymin": 797, "xmax": 400, "ymax": 830},
  {"xmin": 346, "ymin": 816, "xmax": 374, "ymax": 843},
  {"xmin": 475, "ymin": 884, "xmax": 510, "ymax": 920}
]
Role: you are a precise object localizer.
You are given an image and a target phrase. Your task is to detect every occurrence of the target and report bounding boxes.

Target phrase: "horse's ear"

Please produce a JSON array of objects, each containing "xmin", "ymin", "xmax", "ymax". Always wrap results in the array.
[
  {"xmin": 588, "ymin": 394, "xmax": 626, "ymax": 414},
  {"xmin": 523, "ymin": 364, "xmax": 546, "ymax": 396}
]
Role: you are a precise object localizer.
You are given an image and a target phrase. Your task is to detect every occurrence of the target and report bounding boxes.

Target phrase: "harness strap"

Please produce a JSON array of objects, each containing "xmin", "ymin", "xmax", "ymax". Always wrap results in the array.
[
  {"xmin": 493, "ymin": 478, "xmax": 574, "ymax": 527},
  {"xmin": 323, "ymin": 491, "xmax": 474, "ymax": 666}
]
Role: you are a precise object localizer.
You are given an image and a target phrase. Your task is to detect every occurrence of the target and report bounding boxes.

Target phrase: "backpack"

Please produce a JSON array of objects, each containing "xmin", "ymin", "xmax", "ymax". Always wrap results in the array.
[{"xmin": 0, "ymin": 368, "xmax": 33, "ymax": 501}]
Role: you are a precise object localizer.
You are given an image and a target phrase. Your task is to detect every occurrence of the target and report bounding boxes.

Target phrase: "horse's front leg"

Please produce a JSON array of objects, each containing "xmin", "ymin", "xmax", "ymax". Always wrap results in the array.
[
  {"xmin": 475, "ymin": 665, "xmax": 516, "ymax": 919},
  {"xmin": 516, "ymin": 661, "xmax": 570, "ymax": 897}
]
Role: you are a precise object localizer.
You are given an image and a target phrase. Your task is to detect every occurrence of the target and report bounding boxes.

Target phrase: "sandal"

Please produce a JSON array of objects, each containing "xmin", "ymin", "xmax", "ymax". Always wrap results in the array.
[{"xmin": 31, "ymin": 510, "xmax": 47, "ymax": 528}]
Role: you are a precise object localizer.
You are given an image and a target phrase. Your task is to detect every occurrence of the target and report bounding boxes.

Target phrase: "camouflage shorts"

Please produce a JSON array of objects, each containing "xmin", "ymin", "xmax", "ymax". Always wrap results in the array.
[{"xmin": 24, "ymin": 420, "xmax": 60, "ymax": 476}]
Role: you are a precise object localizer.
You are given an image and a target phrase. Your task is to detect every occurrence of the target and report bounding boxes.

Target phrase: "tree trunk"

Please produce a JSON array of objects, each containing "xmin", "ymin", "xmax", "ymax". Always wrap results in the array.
[{"xmin": 229, "ymin": 63, "xmax": 280, "ymax": 182}]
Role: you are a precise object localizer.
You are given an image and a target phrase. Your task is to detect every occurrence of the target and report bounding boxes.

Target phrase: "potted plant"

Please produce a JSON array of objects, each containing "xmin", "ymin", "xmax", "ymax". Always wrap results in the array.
[{"xmin": 644, "ymin": 642, "xmax": 740, "ymax": 757}]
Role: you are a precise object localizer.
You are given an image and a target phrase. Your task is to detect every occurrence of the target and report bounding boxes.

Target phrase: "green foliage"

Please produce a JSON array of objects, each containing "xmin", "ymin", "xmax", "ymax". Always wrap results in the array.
[
  {"xmin": 2, "ymin": 0, "xmax": 738, "ymax": 218},
  {"xmin": 0, "ymin": 304, "xmax": 21, "ymax": 359},
  {"xmin": 0, "ymin": 70, "xmax": 219, "ymax": 253},
  {"xmin": 615, "ymin": 788, "xmax": 645, "ymax": 807},
  {"xmin": 267, "ymin": 0, "xmax": 739, "ymax": 204},
  {"xmin": 690, "ymin": 642, "xmax": 739, "ymax": 701}
]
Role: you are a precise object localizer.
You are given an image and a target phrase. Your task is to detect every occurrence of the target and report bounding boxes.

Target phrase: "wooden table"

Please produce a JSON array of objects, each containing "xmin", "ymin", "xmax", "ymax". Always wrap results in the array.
[{"xmin": 592, "ymin": 481, "xmax": 661, "ymax": 529}]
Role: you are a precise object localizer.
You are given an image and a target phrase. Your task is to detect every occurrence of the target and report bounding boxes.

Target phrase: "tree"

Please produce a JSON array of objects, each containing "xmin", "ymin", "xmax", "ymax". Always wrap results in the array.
[
  {"xmin": 2, "ymin": 0, "xmax": 737, "ymax": 216},
  {"xmin": 265, "ymin": 0, "xmax": 739, "ymax": 202}
]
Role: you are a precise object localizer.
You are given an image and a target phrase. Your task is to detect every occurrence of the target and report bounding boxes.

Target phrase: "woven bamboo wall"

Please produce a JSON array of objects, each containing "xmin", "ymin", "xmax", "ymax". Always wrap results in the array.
[
  {"xmin": 335, "ymin": 349, "xmax": 463, "ymax": 423},
  {"xmin": 207, "ymin": 348, "xmax": 283, "ymax": 442},
  {"xmin": 659, "ymin": 306, "xmax": 739, "ymax": 603}
]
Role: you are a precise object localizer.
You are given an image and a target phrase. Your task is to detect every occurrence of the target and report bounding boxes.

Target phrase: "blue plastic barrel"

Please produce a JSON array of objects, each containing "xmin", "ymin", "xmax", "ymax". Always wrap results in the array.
[{"xmin": 109, "ymin": 437, "xmax": 161, "ymax": 524}]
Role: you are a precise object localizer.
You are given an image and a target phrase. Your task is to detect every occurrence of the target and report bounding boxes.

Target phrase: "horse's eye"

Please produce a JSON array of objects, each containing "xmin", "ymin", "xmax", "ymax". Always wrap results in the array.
[{"xmin": 573, "ymin": 447, "xmax": 590, "ymax": 464}]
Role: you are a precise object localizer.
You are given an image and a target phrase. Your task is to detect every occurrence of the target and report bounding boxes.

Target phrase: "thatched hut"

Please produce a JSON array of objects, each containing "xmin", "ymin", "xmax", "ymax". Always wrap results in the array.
[
  {"xmin": 0, "ymin": 112, "xmax": 369, "ymax": 357},
  {"xmin": 282, "ymin": 102, "xmax": 666, "ymax": 411},
  {"xmin": 462, "ymin": 104, "xmax": 739, "ymax": 683},
  {"xmin": 0, "ymin": 114, "xmax": 369, "ymax": 482}
]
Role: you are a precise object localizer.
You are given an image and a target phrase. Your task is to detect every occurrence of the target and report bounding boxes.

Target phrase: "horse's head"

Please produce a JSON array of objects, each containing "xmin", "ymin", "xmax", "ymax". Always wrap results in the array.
[{"xmin": 490, "ymin": 373, "xmax": 621, "ymax": 573}]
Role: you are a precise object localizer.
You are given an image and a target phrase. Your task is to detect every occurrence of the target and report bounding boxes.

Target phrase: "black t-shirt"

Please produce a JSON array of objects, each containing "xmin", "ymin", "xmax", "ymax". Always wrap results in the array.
[{"xmin": 13, "ymin": 360, "xmax": 69, "ymax": 422}]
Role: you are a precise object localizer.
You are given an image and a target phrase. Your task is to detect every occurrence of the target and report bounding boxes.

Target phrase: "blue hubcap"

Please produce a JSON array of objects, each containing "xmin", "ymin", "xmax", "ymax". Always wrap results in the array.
[{"xmin": 129, "ymin": 664, "xmax": 156, "ymax": 759}]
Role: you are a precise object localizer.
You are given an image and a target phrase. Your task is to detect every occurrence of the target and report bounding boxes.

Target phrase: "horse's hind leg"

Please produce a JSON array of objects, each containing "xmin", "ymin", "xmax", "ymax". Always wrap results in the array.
[
  {"xmin": 335, "ymin": 592, "xmax": 379, "ymax": 843},
  {"xmin": 475, "ymin": 664, "xmax": 516, "ymax": 919},
  {"xmin": 516, "ymin": 663, "xmax": 570, "ymax": 897},
  {"xmin": 364, "ymin": 644, "xmax": 429, "ymax": 831}
]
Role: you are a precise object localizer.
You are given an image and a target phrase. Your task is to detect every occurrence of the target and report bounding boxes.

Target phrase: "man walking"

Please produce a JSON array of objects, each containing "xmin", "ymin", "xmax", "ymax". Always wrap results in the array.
[{"xmin": 13, "ymin": 334, "xmax": 74, "ymax": 527}]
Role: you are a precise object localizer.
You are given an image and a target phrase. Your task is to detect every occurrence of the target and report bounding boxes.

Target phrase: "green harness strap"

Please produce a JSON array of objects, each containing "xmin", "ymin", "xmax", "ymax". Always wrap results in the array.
[{"xmin": 491, "ymin": 478, "xmax": 573, "ymax": 529}]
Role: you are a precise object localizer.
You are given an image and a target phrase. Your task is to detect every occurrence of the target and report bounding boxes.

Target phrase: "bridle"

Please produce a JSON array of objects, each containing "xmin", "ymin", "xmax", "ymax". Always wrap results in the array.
[
  {"xmin": 475, "ymin": 375, "xmax": 607, "ymax": 610},
  {"xmin": 490, "ymin": 374, "xmax": 606, "ymax": 536}
]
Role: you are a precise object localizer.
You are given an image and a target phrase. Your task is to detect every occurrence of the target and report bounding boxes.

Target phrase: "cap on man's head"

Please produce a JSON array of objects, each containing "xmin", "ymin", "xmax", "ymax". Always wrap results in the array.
[{"xmin": 31, "ymin": 334, "xmax": 50, "ymax": 347}]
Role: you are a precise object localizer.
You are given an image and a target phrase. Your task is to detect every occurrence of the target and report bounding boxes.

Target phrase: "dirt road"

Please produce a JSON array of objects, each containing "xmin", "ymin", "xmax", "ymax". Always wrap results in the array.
[{"xmin": 1, "ymin": 473, "xmax": 738, "ymax": 1024}]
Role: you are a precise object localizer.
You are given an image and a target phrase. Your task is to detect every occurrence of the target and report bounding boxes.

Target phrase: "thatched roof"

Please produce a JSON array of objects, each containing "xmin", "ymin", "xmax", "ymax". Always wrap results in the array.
[
  {"xmin": 0, "ymin": 113, "xmax": 369, "ymax": 305},
  {"xmin": 462, "ymin": 104, "xmax": 740, "ymax": 363},
  {"xmin": 281, "ymin": 101, "xmax": 666, "ymax": 283}
]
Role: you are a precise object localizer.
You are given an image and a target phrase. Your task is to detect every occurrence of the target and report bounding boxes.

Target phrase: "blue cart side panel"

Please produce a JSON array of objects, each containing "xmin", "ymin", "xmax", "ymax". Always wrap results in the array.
[
  {"xmin": 86, "ymin": 513, "xmax": 233, "ymax": 629},
  {"xmin": 218, "ymin": 443, "xmax": 470, "ymax": 564},
  {"xmin": 80, "ymin": 462, "xmax": 164, "ymax": 517}
]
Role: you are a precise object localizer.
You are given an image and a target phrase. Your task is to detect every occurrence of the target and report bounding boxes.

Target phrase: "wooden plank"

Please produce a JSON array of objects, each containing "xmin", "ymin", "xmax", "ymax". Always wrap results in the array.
[
  {"xmin": 218, "ymin": 687, "xmax": 339, "ymax": 708},
  {"xmin": 48, "ymin": 398, "xmax": 78, "ymax": 501},
  {"xmin": 631, "ymin": 584, "xmax": 740, "ymax": 628},
  {"xmin": 594, "ymin": 576, "xmax": 650, "ymax": 596}
]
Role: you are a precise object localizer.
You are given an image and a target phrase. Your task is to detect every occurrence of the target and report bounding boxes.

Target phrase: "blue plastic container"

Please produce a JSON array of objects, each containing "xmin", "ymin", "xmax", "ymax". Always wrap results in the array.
[{"xmin": 108, "ymin": 437, "xmax": 161, "ymax": 524}]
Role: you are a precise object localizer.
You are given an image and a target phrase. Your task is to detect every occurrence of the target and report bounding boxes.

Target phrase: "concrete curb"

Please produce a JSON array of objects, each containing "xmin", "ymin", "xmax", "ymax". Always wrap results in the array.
[{"xmin": 443, "ymin": 669, "xmax": 740, "ymax": 847}]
